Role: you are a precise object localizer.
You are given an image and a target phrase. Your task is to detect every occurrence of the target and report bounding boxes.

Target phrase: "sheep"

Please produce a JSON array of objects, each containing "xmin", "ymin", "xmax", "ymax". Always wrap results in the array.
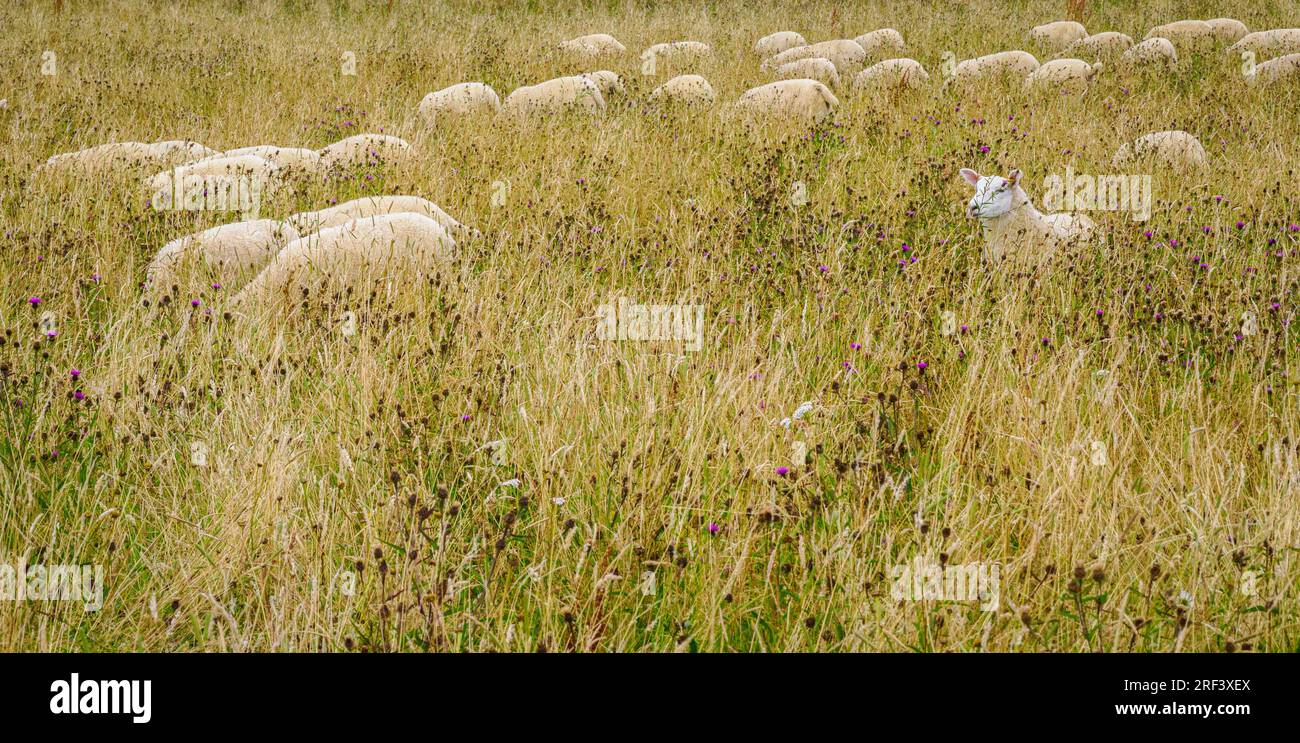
[
  {"xmin": 733, "ymin": 79, "xmax": 839, "ymax": 125},
  {"xmin": 1245, "ymin": 52, "xmax": 1300, "ymax": 87},
  {"xmin": 775, "ymin": 57, "xmax": 841, "ymax": 89},
  {"xmin": 580, "ymin": 71, "xmax": 625, "ymax": 100},
  {"xmin": 287, "ymin": 195, "xmax": 480, "ymax": 242},
  {"xmin": 1206, "ymin": 18, "xmax": 1249, "ymax": 44},
  {"xmin": 754, "ymin": 31, "xmax": 807, "ymax": 59},
  {"xmin": 647, "ymin": 74, "xmax": 716, "ymax": 106},
  {"xmin": 951, "ymin": 51, "xmax": 1041, "ymax": 84},
  {"xmin": 146, "ymin": 154, "xmax": 283, "ymax": 212},
  {"xmin": 1024, "ymin": 59, "xmax": 1102, "ymax": 94},
  {"xmin": 763, "ymin": 39, "xmax": 868, "ymax": 74},
  {"xmin": 418, "ymin": 82, "xmax": 501, "ymax": 125},
  {"xmin": 641, "ymin": 41, "xmax": 712, "ymax": 71},
  {"xmin": 502, "ymin": 76, "xmax": 605, "ymax": 118},
  {"xmin": 199, "ymin": 146, "xmax": 323, "ymax": 179},
  {"xmin": 231, "ymin": 213, "xmax": 455, "ymax": 313},
  {"xmin": 1145, "ymin": 20, "xmax": 1216, "ymax": 52},
  {"xmin": 37, "ymin": 140, "xmax": 215, "ymax": 176},
  {"xmin": 146, "ymin": 218, "xmax": 301, "ymax": 293},
  {"xmin": 853, "ymin": 28, "xmax": 906, "ymax": 60},
  {"xmin": 319, "ymin": 133, "xmax": 412, "ymax": 172},
  {"xmin": 1062, "ymin": 32, "xmax": 1133, "ymax": 62},
  {"xmin": 1121, "ymin": 37, "xmax": 1178, "ymax": 67},
  {"xmin": 1229, "ymin": 29, "xmax": 1300, "ymax": 60},
  {"xmin": 852, "ymin": 58, "xmax": 929, "ymax": 93},
  {"xmin": 1028, "ymin": 21, "xmax": 1088, "ymax": 52},
  {"xmin": 559, "ymin": 33, "xmax": 627, "ymax": 56},
  {"xmin": 960, "ymin": 167, "xmax": 1094, "ymax": 264},
  {"xmin": 1111, "ymin": 131, "xmax": 1208, "ymax": 169}
]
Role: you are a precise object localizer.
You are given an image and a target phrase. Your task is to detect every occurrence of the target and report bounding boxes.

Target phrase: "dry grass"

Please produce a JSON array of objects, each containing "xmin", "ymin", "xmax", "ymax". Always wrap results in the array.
[{"xmin": 1, "ymin": 0, "xmax": 1298, "ymax": 652}]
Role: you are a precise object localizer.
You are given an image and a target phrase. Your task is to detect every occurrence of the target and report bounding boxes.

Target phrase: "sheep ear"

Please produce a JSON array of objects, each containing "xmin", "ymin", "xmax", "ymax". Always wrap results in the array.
[
  {"xmin": 1008, "ymin": 169, "xmax": 1023, "ymax": 186},
  {"xmin": 959, "ymin": 168, "xmax": 981, "ymax": 187}
]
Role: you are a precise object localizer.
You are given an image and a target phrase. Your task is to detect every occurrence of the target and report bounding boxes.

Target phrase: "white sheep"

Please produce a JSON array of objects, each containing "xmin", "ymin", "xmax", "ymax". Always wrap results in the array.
[
  {"xmin": 951, "ymin": 51, "xmax": 1041, "ymax": 84},
  {"xmin": 37, "ymin": 140, "xmax": 214, "ymax": 176},
  {"xmin": 1145, "ymin": 20, "xmax": 1216, "ymax": 52},
  {"xmin": 853, "ymin": 58, "xmax": 929, "ymax": 93},
  {"xmin": 147, "ymin": 219, "xmax": 301, "ymax": 293},
  {"xmin": 763, "ymin": 40, "xmax": 867, "ymax": 74},
  {"xmin": 853, "ymin": 28, "xmax": 906, "ymax": 60},
  {"xmin": 559, "ymin": 33, "xmax": 627, "ymax": 56},
  {"xmin": 502, "ymin": 76, "xmax": 605, "ymax": 117},
  {"xmin": 287, "ymin": 195, "xmax": 480, "ymax": 241},
  {"xmin": 960, "ymin": 167, "xmax": 1094, "ymax": 264},
  {"xmin": 1245, "ymin": 52, "xmax": 1300, "ymax": 87},
  {"xmin": 1111, "ymin": 131, "xmax": 1208, "ymax": 169},
  {"xmin": 775, "ymin": 57, "xmax": 841, "ymax": 88},
  {"xmin": 1229, "ymin": 29, "xmax": 1300, "ymax": 60},
  {"xmin": 418, "ymin": 82, "xmax": 501, "ymax": 125},
  {"xmin": 1121, "ymin": 37, "xmax": 1178, "ymax": 67},
  {"xmin": 1062, "ymin": 32, "xmax": 1133, "ymax": 62},
  {"xmin": 1206, "ymin": 18, "xmax": 1249, "ymax": 44},
  {"xmin": 231, "ymin": 213, "xmax": 455, "ymax": 313},
  {"xmin": 754, "ymin": 31, "xmax": 807, "ymax": 59},
  {"xmin": 641, "ymin": 41, "xmax": 712, "ymax": 71},
  {"xmin": 1028, "ymin": 21, "xmax": 1088, "ymax": 52},
  {"xmin": 319, "ymin": 133, "xmax": 412, "ymax": 172},
  {"xmin": 733, "ymin": 79, "xmax": 839, "ymax": 125},
  {"xmin": 1024, "ymin": 59, "xmax": 1102, "ymax": 94},
  {"xmin": 647, "ymin": 74, "xmax": 716, "ymax": 106},
  {"xmin": 200, "ymin": 146, "xmax": 323, "ymax": 178},
  {"xmin": 146, "ymin": 154, "xmax": 283, "ymax": 208},
  {"xmin": 580, "ymin": 71, "xmax": 625, "ymax": 100}
]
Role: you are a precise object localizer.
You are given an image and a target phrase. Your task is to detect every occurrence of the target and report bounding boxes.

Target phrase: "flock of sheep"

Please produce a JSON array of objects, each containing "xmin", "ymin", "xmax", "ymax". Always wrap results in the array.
[{"xmin": 29, "ymin": 18, "xmax": 1300, "ymax": 314}]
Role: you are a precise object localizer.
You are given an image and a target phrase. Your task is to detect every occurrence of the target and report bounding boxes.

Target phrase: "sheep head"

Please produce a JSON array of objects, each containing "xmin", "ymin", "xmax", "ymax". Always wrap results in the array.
[{"xmin": 960, "ymin": 167, "xmax": 1029, "ymax": 219}]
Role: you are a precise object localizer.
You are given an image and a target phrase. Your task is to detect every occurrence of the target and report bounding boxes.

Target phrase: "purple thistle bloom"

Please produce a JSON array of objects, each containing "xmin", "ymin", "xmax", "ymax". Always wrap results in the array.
[
  {"xmin": 69, "ymin": 368, "xmax": 80, "ymax": 379},
  {"xmin": 28, "ymin": 297, "xmax": 41, "ymax": 307},
  {"xmin": 775, "ymin": 466, "xmax": 790, "ymax": 476},
  {"xmin": 708, "ymin": 522, "xmax": 719, "ymax": 534}
]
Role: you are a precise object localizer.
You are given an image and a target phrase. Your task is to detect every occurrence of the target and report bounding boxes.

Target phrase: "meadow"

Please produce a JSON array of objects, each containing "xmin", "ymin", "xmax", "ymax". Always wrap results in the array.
[{"xmin": 1, "ymin": 0, "xmax": 1298, "ymax": 652}]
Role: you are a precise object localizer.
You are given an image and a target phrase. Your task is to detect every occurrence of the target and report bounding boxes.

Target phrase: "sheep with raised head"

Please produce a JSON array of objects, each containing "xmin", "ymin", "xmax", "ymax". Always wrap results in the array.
[
  {"xmin": 733, "ymin": 79, "xmax": 839, "ymax": 124},
  {"xmin": 853, "ymin": 58, "xmax": 929, "ymax": 93},
  {"xmin": 763, "ymin": 39, "xmax": 867, "ymax": 74},
  {"xmin": 647, "ymin": 74, "xmax": 716, "ymax": 106},
  {"xmin": 147, "ymin": 219, "xmax": 300, "ymax": 294},
  {"xmin": 1229, "ymin": 29, "xmax": 1300, "ymax": 60},
  {"xmin": 1024, "ymin": 59, "xmax": 1102, "ymax": 94},
  {"xmin": 1145, "ymin": 20, "xmax": 1216, "ymax": 53},
  {"xmin": 231, "ymin": 213, "xmax": 455, "ymax": 314},
  {"xmin": 1121, "ymin": 37, "xmax": 1178, "ymax": 67},
  {"xmin": 503, "ymin": 76, "xmax": 605, "ymax": 117},
  {"xmin": 951, "ymin": 51, "xmax": 1041, "ymax": 84},
  {"xmin": 960, "ymin": 167, "xmax": 1094, "ymax": 264},
  {"xmin": 418, "ymin": 83, "xmax": 501, "ymax": 125},
  {"xmin": 1206, "ymin": 19, "xmax": 1249, "ymax": 44},
  {"xmin": 775, "ymin": 57, "xmax": 841, "ymax": 88},
  {"xmin": 319, "ymin": 133, "xmax": 412, "ymax": 172},
  {"xmin": 1111, "ymin": 131, "xmax": 1208, "ymax": 169},
  {"xmin": 1028, "ymin": 21, "xmax": 1088, "ymax": 52},
  {"xmin": 1244, "ymin": 52, "xmax": 1300, "ymax": 87},
  {"xmin": 853, "ymin": 28, "xmax": 906, "ymax": 60},
  {"xmin": 287, "ymin": 195, "xmax": 480, "ymax": 242},
  {"xmin": 560, "ymin": 33, "xmax": 627, "ymax": 56},
  {"xmin": 1062, "ymin": 32, "xmax": 1133, "ymax": 62},
  {"xmin": 754, "ymin": 31, "xmax": 807, "ymax": 59}
]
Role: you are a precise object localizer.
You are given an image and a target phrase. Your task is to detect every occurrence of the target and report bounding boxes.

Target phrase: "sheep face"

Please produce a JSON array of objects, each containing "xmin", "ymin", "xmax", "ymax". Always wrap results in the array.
[{"xmin": 961, "ymin": 168, "xmax": 1027, "ymax": 219}]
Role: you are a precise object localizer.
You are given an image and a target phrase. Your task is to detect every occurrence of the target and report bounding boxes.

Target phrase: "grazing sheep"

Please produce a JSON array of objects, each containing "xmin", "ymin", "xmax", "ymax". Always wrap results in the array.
[
  {"xmin": 641, "ymin": 41, "xmax": 712, "ymax": 70},
  {"xmin": 764, "ymin": 39, "xmax": 868, "ymax": 74},
  {"xmin": 733, "ymin": 79, "xmax": 839, "ymax": 124},
  {"xmin": 951, "ymin": 51, "xmax": 1041, "ymax": 84},
  {"xmin": 647, "ymin": 74, "xmax": 716, "ymax": 106},
  {"xmin": 1062, "ymin": 32, "xmax": 1134, "ymax": 62},
  {"xmin": 200, "ymin": 146, "xmax": 323, "ymax": 178},
  {"xmin": 319, "ymin": 133, "xmax": 412, "ymax": 172},
  {"xmin": 853, "ymin": 28, "xmax": 906, "ymax": 59},
  {"xmin": 1024, "ymin": 58, "xmax": 1102, "ymax": 94},
  {"xmin": 775, "ymin": 57, "xmax": 841, "ymax": 88},
  {"xmin": 146, "ymin": 154, "xmax": 283, "ymax": 209},
  {"xmin": 580, "ymin": 71, "xmax": 625, "ymax": 100},
  {"xmin": 1028, "ymin": 21, "xmax": 1088, "ymax": 52},
  {"xmin": 754, "ymin": 31, "xmax": 807, "ymax": 59},
  {"xmin": 1145, "ymin": 20, "xmax": 1216, "ymax": 52},
  {"xmin": 960, "ymin": 167, "xmax": 1094, "ymax": 264},
  {"xmin": 287, "ymin": 195, "xmax": 480, "ymax": 241},
  {"xmin": 147, "ymin": 219, "xmax": 300, "ymax": 293},
  {"xmin": 1206, "ymin": 18, "xmax": 1249, "ymax": 44},
  {"xmin": 560, "ymin": 33, "xmax": 627, "ymax": 56},
  {"xmin": 418, "ymin": 82, "xmax": 501, "ymax": 125},
  {"xmin": 1245, "ymin": 52, "xmax": 1300, "ymax": 86},
  {"xmin": 38, "ymin": 140, "xmax": 214, "ymax": 176},
  {"xmin": 503, "ymin": 76, "xmax": 605, "ymax": 117},
  {"xmin": 1121, "ymin": 37, "xmax": 1178, "ymax": 67},
  {"xmin": 1111, "ymin": 131, "xmax": 1208, "ymax": 169},
  {"xmin": 1229, "ymin": 29, "xmax": 1300, "ymax": 60},
  {"xmin": 853, "ymin": 58, "xmax": 929, "ymax": 93},
  {"xmin": 231, "ymin": 213, "xmax": 455, "ymax": 313}
]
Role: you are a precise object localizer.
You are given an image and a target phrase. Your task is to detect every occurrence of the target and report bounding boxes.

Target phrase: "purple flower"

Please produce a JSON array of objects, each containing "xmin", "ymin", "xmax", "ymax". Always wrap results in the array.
[
  {"xmin": 191, "ymin": 299, "xmax": 200, "ymax": 308},
  {"xmin": 708, "ymin": 522, "xmax": 719, "ymax": 534},
  {"xmin": 850, "ymin": 342, "xmax": 862, "ymax": 350},
  {"xmin": 28, "ymin": 297, "xmax": 41, "ymax": 307},
  {"xmin": 775, "ymin": 466, "xmax": 790, "ymax": 476},
  {"xmin": 460, "ymin": 414, "xmax": 471, "ymax": 421},
  {"xmin": 917, "ymin": 361, "xmax": 928, "ymax": 371},
  {"xmin": 69, "ymin": 368, "xmax": 80, "ymax": 379},
  {"xmin": 74, "ymin": 390, "xmax": 85, "ymax": 401}
]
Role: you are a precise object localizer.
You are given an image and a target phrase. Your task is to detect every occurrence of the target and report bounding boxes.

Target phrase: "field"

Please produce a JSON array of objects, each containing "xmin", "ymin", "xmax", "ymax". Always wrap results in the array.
[{"xmin": 1, "ymin": 0, "xmax": 1298, "ymax": 652}]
